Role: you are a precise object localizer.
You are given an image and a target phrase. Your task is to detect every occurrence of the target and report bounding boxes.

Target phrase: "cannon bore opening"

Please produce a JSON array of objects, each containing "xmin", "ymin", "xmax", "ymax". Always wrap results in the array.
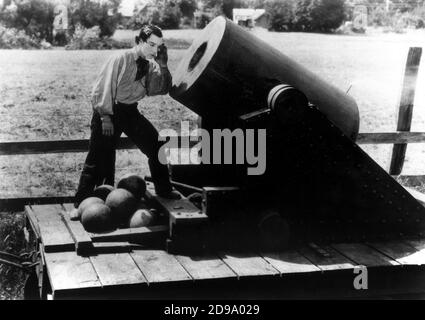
[{"xmin": 188, "ymin": 42, "xmax": 207, "ymax": 72}]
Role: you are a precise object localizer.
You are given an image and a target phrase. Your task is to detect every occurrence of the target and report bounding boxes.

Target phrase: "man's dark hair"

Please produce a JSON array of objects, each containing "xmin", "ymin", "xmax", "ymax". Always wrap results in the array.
[{"xmin": 135, "ymin": 24, "xmax": 163, "ymax": 44}]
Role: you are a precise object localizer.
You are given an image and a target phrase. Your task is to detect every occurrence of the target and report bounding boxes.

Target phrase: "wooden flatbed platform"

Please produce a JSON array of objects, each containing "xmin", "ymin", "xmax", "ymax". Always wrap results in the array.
[{"xmin": 25, "ymin": 203, "xmax": 425, "ymax": 299}]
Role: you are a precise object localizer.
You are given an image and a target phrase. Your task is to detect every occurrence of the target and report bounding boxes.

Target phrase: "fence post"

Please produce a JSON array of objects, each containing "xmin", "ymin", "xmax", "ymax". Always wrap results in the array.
[{"xmin": 389, "ymin": 47, "xmax": 422, "ymax": 175}]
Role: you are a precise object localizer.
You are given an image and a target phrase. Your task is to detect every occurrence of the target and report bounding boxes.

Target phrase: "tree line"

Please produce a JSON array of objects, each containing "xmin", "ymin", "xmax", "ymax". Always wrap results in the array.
[{"xmin": 1, "ymin": 0, "xmax": 424, "ymax": 49}]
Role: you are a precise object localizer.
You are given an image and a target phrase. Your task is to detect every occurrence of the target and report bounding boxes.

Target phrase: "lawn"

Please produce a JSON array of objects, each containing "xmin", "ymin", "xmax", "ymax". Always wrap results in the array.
[{"xmin": 0, "ymin": 27, "xmax": 425, "ymax": 299}]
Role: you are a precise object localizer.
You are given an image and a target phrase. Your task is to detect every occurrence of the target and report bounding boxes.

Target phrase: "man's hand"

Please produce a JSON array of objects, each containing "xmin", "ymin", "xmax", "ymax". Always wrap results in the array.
[
  {"xmin": 156, "ymin": 44, "xmax": 168, "ymax": 67},
  {"xmin": 150, "ymin": 59, "xmax": 161, "ymax": 74},
  {"xmin": 101, "ymin": 115, "xmax": 114, "ymax": 136}
]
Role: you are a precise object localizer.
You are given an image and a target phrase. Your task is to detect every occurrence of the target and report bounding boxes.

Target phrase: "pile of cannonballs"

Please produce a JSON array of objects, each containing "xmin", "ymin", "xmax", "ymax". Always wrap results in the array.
[{"xmin": 77, "ymin": 175, "xmax": 155, "ymax": 233}]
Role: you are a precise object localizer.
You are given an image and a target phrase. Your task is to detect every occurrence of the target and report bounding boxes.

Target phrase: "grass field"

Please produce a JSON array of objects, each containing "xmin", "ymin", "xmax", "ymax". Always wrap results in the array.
[
  {"xmin": 1, "ymin": 27, "xmax": 425, "ymax": 299},
  {"xmin": 1, "ymin": 28, "xmax": 425, "ymax": 199}
]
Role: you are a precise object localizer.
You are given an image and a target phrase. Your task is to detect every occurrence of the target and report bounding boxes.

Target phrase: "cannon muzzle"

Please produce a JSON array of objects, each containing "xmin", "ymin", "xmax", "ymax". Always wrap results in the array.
[{"xmin": 171, "ymin": 16, "xmax": 359, "ymax": 141}]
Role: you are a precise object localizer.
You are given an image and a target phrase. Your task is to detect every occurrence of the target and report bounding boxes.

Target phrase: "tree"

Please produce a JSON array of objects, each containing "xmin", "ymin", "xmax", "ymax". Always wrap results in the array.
[
  {"xmin": 69, "ymin": 0, "xmax": 122, "ymax": 38},
  {"xmin": 160, "ymin": 0, "xmax": 182, "ymax": 29},
  {"xmin": 292, "ymin": 0, "xmax": 313, "ymax": 31},
  {"xmin": 179, "ymin": 0, "xmax": 197, "ymax": 18},
  {"xmin": 222, "ymin": 0, "xmax": 247, "ymax": 19},
  {"xmin": 0, "ymin": 0, "xmax": 55, "ymax": 42},
  {"xmin": 201, "ymin": 0, "xmax": 248, "ymax": 19},
  {"xmin": 265, "ymin": 0, "xmax": 295, "ymax": 31},
  {"xmin": 128, "ymin": 1, "xmax": 182, "ymax": 30},
  {"xmin": 309, "ymin": 0, "xmax": 346, "ymax": 32}
]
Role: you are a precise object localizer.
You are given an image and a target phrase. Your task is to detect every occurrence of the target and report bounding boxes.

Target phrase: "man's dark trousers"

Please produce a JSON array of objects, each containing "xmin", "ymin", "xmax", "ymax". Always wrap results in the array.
[{"xmin": 74, "ymin": 102, "xmax": 172, "ymax": 207}]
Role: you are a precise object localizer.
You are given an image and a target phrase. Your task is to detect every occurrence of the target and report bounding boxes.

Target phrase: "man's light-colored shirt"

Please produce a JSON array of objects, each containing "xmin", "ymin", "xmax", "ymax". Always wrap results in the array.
[{"xmin": 91, "ymin": 47, "xmax": 172, "ymax": 116}]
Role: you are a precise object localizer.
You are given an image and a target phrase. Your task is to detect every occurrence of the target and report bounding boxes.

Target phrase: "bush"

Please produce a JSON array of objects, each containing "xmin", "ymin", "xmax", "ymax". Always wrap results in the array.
[
  {"xmin": 335, "ymin": 21, "xmax": 365, "ymax": 35},
  {"xmin": 293, "ymin": 0, "xmax": 313, "ymax": 31},
  {"xmin": 53, "ymin": 31, "xmax": 70, "ymax": 46},
  {"xmin": 265, "ymin": 0, "xmax": 346, "ymax": 33},
  {"xmin": 369, "ymin": 5, "xmax": 392, "ymax": 27},
  {"xmin": 65, "ymin": 25, "xmax": 130, "ymax": 50},
  {"xmin": 265, "ymin": 0, "xmax": 295, "ymax": 31},
  {"xmin": 194, "ymin": 12, "xmax": 213, "ymax": 28},
  {"xmin": 179, "ymin": 0, "xmax": 198, "ymax": 18},
  {"xmin": 160, "ymin": 1, "xmax": 182, "ymax": 29},
  {"xmin": 308, "ymin": 0, "xmax": 346, "ymax": 33},
  {"xmin": 0, "ymin": 0, "xmax": 55, "ymax": 43},
  {"xmin": 411, "ymin": 6, "xmax": 425, "ymax": 29},
  {"xmin": 180, "ymin": 16, "xmax": 193, "ymax": 28},
  {"xmin": 0, "ymin": 25, "xmax": 41, "ymax": 49},
  {"xmin": 126, "ymin": 1, "xmax": 182, "ymax": 30},
  {"xmin": 69, "ymin": 0, "xmax": 121, "ymax": 38}
]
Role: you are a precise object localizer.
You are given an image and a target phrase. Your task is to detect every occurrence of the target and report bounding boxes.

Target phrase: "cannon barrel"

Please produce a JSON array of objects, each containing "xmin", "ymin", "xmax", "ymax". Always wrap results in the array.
[{"xmin": 170, "ymin": 16, "xmax": 359, "ymax": 140}]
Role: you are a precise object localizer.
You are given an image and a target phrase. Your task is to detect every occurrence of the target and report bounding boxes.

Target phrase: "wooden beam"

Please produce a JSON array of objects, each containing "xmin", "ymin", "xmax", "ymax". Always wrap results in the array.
[
  {"xmin": 0, "ymin": 138, "xmax": 136, "ymax": 155},
  {"xmin": 4, "ymin": 131, "xmax": 425, "ymax": 157},
  {"xmin": 0, "ymin": 137, "xmax": 199, "ymax": 156},
  {"xmin": 88, "ymin": 225, "xmax": 168, "ymax": 243},
  {"xmin": 389, "ymin": 47, "xmax": 422, "ymax": 175},
  {"xmin": 357, "ymin": 132, "xmax": 425, "ymax": 144},
  {"xmin": 0, "ymin": 196, "xmax": 74, "ymax": 211},
  {"xmin": 60, "ymin": 204, "xmax": 93, "ymax": 255}
]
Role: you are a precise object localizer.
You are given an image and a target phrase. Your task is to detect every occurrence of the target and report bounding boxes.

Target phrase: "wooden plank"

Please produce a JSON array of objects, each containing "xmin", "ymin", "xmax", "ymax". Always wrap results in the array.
[
  {"xmin": 357, "ymin": 132, "xmax": 425, "ymax": 144},
  {"xmin": 0, "ymin": 136, "xmax": 198, "ymax": 156},
  {"xmin": 331, "ymin": 243, "xmax": 399, "ymax": 267},
  {"xmin": 146, "ymin": 182, "xmax": 208, "ymax": 225},
  {"xmin": 90, "ymin": 253, "xmax": 146, "ymax": 287},
  {"xmin": 260, "ymin": 250, "xmax": 321, "ymax": 274},
  {"xmin": 0, "ymin": 138, "xmax": 134, "ymax": 155},
  {"xmin": 1, "ymin": 197, "xmax": 75, "ymax": 211},
  {"xmin": 61, "ymin": 204, "xmax": 93, "ymax": 255},
  {"xmin": 298, "ymin": 243, "xmax": 356, "ymax": 271},
  {"xmin": 89, "ymin": 225, "xmax": 167, "ymax": 243},
  {"xmin": 389, "ymin": 47, "xmax": 422, "ymax": 175},
  {"xmin": 25, "ymin": 205, "xmax": 40, "ymax": 239},
  {"xmin": 218, "ymin": 251, "xmax": 279, "ymax": 278},
  {"xmin": 175, "ymin": 253, "xmax": 237, "ymax": 280},
  {"xmin": 31, "ymin": 204, "xmax": 63, "ymax": 222},
  {"xmin": 32, "ymin": 205, "xmax": 75, "ymax": 253},
  {"xmin": 368, "ymin": 241, "xmax": 425, "ymax": 266},
  {"xmin": 44, "ymin": 251, "xmax": 101, "ymax": 292},
  {"xmin": 130, "ymin": 250, "xmax": 192, "ymax": 283},
  {"xmin": 92, "ymin": 242, "xmax": 135, "ymax": 254},
  {"xmin": 6, "ymin": 131, "xmax": 425, "ymax": 156}
]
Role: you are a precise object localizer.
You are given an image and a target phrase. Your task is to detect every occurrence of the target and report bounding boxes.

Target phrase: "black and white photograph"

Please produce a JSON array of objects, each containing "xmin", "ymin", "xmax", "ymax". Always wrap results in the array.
[{"xmin": 1, "ymin": 0, "xmax": 425, "ymax": 302}]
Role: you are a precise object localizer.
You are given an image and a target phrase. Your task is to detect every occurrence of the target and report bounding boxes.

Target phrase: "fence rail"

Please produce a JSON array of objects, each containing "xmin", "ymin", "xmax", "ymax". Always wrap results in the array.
[{"xmin": 2, "ymin": 131, "xmax": 425, "ymax": 156}]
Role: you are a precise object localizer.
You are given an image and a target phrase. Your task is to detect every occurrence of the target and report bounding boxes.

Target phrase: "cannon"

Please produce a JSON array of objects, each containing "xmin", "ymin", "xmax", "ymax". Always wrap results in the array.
[{"xmin": 164, "ymin": 17, "xmax": 425, "ymax": 251}]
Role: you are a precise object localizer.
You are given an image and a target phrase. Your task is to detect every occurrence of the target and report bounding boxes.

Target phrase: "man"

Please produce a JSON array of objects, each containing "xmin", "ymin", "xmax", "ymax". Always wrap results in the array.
[{"xmin": 71, "ymin": 24, "xmax": 180, "ymax": 219}]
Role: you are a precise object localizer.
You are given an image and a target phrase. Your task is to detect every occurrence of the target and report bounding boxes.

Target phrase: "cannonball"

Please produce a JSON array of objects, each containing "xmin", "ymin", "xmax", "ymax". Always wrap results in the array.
[
  {"xmin": 117, "ymin": 175, "xmax": 147, "ymax": 199},
  {"xmin": 129, "ymin": 209, "xmax": 154, "ymax": 228},
  {"xmin": 93, "ymin": 184, "xmax": 115, "ymax": 201},
  {"xmin": 81, "ymin": 203, "xmax": 115, "ymax": 233},
  {"xmin": 77, "ymin": 197, "xmax": 104, "ymax": 219},
  {"xmin": 105, "ymin": 188, "xmax": 138, "ymax": 225},
  {"xmin": 257, "ymin": 211, "xmax": 290, "ymax": 251}
]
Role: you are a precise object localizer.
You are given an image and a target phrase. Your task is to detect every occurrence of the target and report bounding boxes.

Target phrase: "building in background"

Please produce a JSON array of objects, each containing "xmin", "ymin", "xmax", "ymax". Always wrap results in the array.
[{"xmin": 232, "ymin": 8, "xmax": 267, "ymax": 29}]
